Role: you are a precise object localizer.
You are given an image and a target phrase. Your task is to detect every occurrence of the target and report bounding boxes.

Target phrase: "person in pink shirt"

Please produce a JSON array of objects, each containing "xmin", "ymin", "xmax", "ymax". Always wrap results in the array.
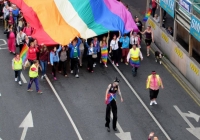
[
  {"xmin": 146, "ymin": 71, "xmax": 164, "ymax": 105},
  {"xmin": 23, "ymin": 23, "xmax": 34, "ymax": 36}
]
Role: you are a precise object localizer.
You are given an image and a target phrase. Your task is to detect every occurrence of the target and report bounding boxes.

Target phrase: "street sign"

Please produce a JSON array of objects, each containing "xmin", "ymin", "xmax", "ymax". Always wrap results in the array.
[
  {"xmin": 19, "ymin": 111, "xmax": 34, "ymax": 140},
  {"xmin": 174, "ymin": 105, "xmax": 200, "ymax": 139}
]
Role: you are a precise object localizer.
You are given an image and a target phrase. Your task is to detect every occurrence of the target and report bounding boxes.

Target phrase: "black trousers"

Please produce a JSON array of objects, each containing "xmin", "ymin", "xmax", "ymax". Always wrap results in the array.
[
  {"xmin": 18, "ymin": 44, "xmax": 24, "ymax": 53},
  {"xmin": 105, "ymin": 100, "xmax": 117, "ymax": 129},
  {"xmin": 15, "ymin": 70, "xmax": 21, "ymax": 81},
  {"xmin": 87, "ymin": 55, "xmax": 93, "ymax": 72},
  {"xmin": 152, "ymin": 7, "xmax": 157, "ymax": 17},
  {"xmin": 58, "ymin": 60, "xmax": 67, "ymax": 75},
  {"xmin": 111, "ymin": 49, "xmax": 119, "ymax": 64},
  {"xmin": 52, "ymin": 62, "xmax": 58, "ymax": 77},
  {"xmin": 71, "ymin": 58, "xmax": 79, "ymax": 75}
]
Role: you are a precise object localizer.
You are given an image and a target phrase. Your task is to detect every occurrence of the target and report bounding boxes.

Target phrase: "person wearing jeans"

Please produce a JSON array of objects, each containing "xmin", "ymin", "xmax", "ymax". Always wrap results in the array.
[
  {"xmin": 27, "ymin": 60, "xmax": 42, "ymax": 94},
  {"xmin": 109, "ymin": 32, "xmax": 121, "ymax": 66},
  {"xmin": 12, "ymin": 54, "xmax": 22, "ymax": 86},
  {"xmin": 68, "ymin": 37, "xmax": 81, "ymax": 78},
  {"xmin": 39, "ymin": 45, "xmax": 49, "ymax": 79},
  {"xmin": 50, "ymin": 45, "xmax": 62, "ymax": 80}
]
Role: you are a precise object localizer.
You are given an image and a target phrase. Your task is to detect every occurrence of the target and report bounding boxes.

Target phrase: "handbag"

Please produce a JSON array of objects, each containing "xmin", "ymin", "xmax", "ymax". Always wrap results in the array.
[{"xmin": 92, "ymin": 53, "xmax": 97, "ymax": 59}]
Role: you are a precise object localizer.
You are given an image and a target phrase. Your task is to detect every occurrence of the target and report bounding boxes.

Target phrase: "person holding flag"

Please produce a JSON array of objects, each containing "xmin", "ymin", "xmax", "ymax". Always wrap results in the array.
[
  {"xmin": 105, "ymin": 78, "xmax": 123, "ymax": 132},
  {"xmin": 127, "ymin": 44, "xmax": 143, "ymax": 77}
]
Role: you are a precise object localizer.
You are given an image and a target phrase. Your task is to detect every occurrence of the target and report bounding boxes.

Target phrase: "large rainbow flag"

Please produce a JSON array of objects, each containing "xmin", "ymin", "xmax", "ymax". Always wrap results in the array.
[
  {"xmin": 19, "ymin": 44, "xmax": 29, "ymax": 65},
  {"xmin": 10, "ymin": 0, "xmax": 138, "ymax": 45}
]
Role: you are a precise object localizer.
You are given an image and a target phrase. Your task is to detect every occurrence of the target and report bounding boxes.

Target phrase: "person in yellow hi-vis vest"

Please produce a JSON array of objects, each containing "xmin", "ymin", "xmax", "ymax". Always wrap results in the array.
[
  {"xmin": 146, "ymin": 71, "xmax": 164, "ymax": 105},
  {"xmin": 27, "ymin": 60, "xmax": 42, "ymax": 94},
  {"xmin": 12, "ymin": 54, "xmax": 23, "ymax": 86},
  {"xmin": 127, "ymin": 44, "xmax": 143, "ymax": 76}
]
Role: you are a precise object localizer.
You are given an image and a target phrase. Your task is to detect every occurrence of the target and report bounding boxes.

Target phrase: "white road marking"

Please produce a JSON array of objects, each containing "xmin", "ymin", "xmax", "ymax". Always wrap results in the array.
[
  {"xmin": 0, "ymin": 47, "xmax": 7, "ymax": 50},
  {"xmin": 108, "ymin": 58, "xmax": 171, "ymax": 140},
  {"xmin": 111, "ymin": 114, "xmax": 132, "ymax": 140},
  {"xmin": 20, "ymin": 72, "xmax": 27, "ymax": 83},
  {"xmin": 19, "ymin": 111, "xmax": 33, "ymax": 140},
  {"xmin": 0, "ymin": 39, "xmax": 7, "ymax": 46},
  {"xmin": 45, "ymin": 76, "xmax": 83, "ymax": 140}
]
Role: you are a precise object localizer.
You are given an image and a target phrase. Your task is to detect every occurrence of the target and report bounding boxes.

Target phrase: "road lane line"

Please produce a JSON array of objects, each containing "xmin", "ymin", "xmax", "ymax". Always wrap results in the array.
[
  {"xmin": 45, "ymin": 76, "xmax": 83, "ymax": 140},
  {"xmin": 20, "ymin": 72, "xmax": 27, "ymax": 83},
  {"xmin": 108, "ymin": 58, "xmax": 171, "ymax": 140}
]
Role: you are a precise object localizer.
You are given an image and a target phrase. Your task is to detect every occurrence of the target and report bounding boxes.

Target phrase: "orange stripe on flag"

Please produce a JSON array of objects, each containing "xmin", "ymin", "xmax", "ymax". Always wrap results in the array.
[{"xmin": 23, "ymin": 0, "xmax": 80, "ymax": 45}]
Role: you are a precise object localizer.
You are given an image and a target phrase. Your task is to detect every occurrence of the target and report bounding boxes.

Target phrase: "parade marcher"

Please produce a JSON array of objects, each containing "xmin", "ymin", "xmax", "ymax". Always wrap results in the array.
[
  {"xmin": 27, "ymin": 41, "xmax": 39, "ymax": 65},
  {"xmin": 146, "ymin": 71, "xmax": 164, "ymax": 105},
  {"xmin": 127, "ymin": 44, "xmax": 143, "ymax": 76},
  {"xmin": 16, "ymin": 29, "xmax": 26, "ymax": 52},
  {"xmin": 109, "ymin": 32, "xmax": 121, "ymax": 66},
  {"xmin": 85, "ymin": 40, "xmax": 97, "ymax": 72},
  {"xmin": 79, "ymin": 39, "xmax": 84, "ymax": 67},
  {"xmin": 5, "ymin": 10, "xmax": 14, "ymax": 27},
  {"xmin": 68, "ymin": 37, "xmax": 81, "ymax": 78},
  {"xmin": 135, "ymin": 17, "xmax": 143, "ymax": 39},
  {"xmin": 119, "ymin": 33, "xmax": 129, "ymax": 65},
  {"xmin": 12, "ymin": 5, "xmax": 19, "ymax": 27},
  {"xmin": 2, "ymin": 3, "xmax": 9, "ymax": 30},
  {"xmin": 23, "ymin": 23, "xmax": 34, "ymax": 36},
  {"xmin": 4, "ymin": 24, "xmax": 16, "ymax": 54},
  {"xmin": 91, "ymin": 37, "xmax": 100, "ymax": 65},
  {"xmin": 39, "ymin": 44, "xmax": 49, "ymax": 79},
  {"xmin": 12, "ymin": 54, "xmax": 22, "ymax": 85},
  {"xmin": 27, "ymin": 60, "xmax": 42, "ymax": 94},
  {"xmin": 130, "ymin": 31, "xmax": 140, "ymax": 48},
  {"xmin": 100, "ymin": 32, "xmax": 109, "ymax": 67},
  {"xmin": 141, "ymin": 26, "xmax": 154, "ymax": 56},
  {"xmin": 23, "ymin": 35, "xmax": 31, "ymax": 46},
  {"xmin": 58, "ymin": 46, "xmax": 68, "ymax": 77},
  {"xmin": 105, "ymin": 78, "xmax": 123, "ymax": 132},
  {"xmin": 50, "ymin": 45, "xmax": 62, "ymax": 80},
  {"xmin": 151, "ymin": 0, "xmax": 158, "ymax": 18},
  {"xmin": 17, "ymin": 12, "xmax": 25, "ymax": 32}
]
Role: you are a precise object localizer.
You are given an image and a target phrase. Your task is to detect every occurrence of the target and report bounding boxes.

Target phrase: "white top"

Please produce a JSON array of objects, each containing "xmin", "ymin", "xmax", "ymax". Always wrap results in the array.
[
  {"xmin": 130, "ymin": 36, "xmax": 139, "ymax": 45},
  {"xmin": 110, "ymin": 38, "xmax": 119, "ymax": 50}
]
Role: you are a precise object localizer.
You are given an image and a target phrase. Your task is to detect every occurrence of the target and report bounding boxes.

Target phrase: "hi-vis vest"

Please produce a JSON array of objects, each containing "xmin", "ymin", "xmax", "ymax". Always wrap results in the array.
[
  {"xmin": 146, "ymin": 74, "xmax": 161, "ymax": 88},
  {"xmin": 13, "ymin": 58, "xmax": 22, "ymax": 70},
  {"xmin": 29, "ymin": 64, "xmax": 38, "ymax": 78},
  {"xmin": 130, "ymin": 48, "xmax": 140, "ymax": 59}
]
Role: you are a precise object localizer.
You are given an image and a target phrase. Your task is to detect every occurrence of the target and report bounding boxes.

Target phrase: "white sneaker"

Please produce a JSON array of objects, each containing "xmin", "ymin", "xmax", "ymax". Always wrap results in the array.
[
  {"xmin": 105, "ymin": 64, "xmax": 108, "ymax": 67},
  {"xmin": 75, "ymin": 74, "xmax": 79, "ymax": 78},
  {"xmin": 100, "ymin": 60, "xmax": 102, "ymax": 63},
  {"xmin": 18, "ymin": 81, "xmax": 22, "ymax": 85},
  {"xmin": 94, "ymin": 63, "xmax": 96, "ymax": 65},
  {"xmin": 41, "ymin": 76, "xmax": 44, "ymax": 79},
  {"xmin": 112, "ymin": 61, "xmax": 114, "ymax": 64},
  {"xmin": 150, "ymin": 101, "xmax": 153, "ymax": 106},
  {"xmin": 93, "ymin": 64, "xmax": 95, "ymax": 67},
  {"xmin": 71, "ymin": 70, "xmax": 73, "ymax": 74},
  {"xmin": 153, "ymin": 101, "xmax": 157, "ymax": 104},
  {"xmin": 159, "ymin": 61, "xmax": 162, "ymax": 64},
  {"xmin": 155, "ymin": 59, "xmax": 157, "ymax": 62},
  {"xmin": 15, "ymin": 78, "xmax": 17, "ymax": 82},
  {"xmin": 116, "ymin": 63, "xmax": 119, "ymax": 67}
]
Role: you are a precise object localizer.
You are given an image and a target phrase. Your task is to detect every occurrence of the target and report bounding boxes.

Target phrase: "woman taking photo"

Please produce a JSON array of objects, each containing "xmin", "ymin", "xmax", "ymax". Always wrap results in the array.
[
  {"xmin": 85, "ymin": 41, "xmax": 97, "ymax": 73},
  {"xmin": 50, "ymin": 45, "xmax": 62, "ymax": 80},
  {"xmin": 12, "ymin": 54, "xmax": 23, "ymax": 86},
  {"xmin": 39, "ymin": 44, "xmax": 49, "ymax": 79}
]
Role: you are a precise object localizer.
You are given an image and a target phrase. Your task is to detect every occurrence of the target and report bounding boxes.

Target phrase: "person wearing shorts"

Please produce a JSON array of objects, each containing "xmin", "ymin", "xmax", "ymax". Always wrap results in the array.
[
  {"xmin": 141, "ymin": 26, "xmax": 154, "ymax": 56},
  {"xmin": 146, "ymin": 71, "xmax": 163, "ymax": 105}
]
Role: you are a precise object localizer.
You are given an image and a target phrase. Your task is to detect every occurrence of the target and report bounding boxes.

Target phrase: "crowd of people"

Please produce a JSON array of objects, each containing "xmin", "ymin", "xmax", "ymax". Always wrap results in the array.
[{"xmin": 0, "ymin": 0, "xmax": 164, "ymax": 139}]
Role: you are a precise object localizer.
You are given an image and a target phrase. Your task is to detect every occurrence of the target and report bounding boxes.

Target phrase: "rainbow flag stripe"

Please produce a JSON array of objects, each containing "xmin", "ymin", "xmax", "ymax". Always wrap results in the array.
[
  {"xmin": 130, "ymin": 57, "xmax": 140, "ymax": 67},
  {"xmin": 20, "ymin": 44, "xmax": 29, "ymax": 65},
  {"xmin": 143, "ymin": 9, "xmax": 152, "ymax": 22},
  {"xmin": 101, "ymin": 47, "xmax": 108, "ymax": 64},
  {"xmin": 105, "ymin": 93, "xmax": 116, "ymax": 104}
]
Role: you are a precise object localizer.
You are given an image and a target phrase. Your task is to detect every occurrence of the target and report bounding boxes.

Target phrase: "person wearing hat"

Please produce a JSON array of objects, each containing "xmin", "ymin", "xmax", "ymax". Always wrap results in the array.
[
  {"xmin": 105, "ymin": 78, "xmax": 123, "ymax": 132},
  {"xmin": 146, "ymin": 71, "xmax": 164, "ymax": 105},
  {"xmin": 127, "ymin": 44, "xmax": 143, "ymax": 76}
]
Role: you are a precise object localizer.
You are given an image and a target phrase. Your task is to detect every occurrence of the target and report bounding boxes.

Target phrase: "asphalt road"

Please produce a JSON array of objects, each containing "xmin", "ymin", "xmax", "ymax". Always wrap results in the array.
[{"xmin": 0, "ymin": 24, "xmax": 200, "ymax": 140}]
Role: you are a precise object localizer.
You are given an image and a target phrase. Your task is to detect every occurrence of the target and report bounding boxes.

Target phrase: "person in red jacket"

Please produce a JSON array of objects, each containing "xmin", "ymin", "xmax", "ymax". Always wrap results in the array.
[{"xmin": 27, "ymin": 41, "xmax": 39, "ymax": 65}]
